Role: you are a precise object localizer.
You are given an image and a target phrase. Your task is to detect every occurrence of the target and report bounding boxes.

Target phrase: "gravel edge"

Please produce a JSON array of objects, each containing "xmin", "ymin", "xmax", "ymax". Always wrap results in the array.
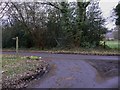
[{"xmin": 2, "ymin": 50, "xmax": 120, "ymax": 56}]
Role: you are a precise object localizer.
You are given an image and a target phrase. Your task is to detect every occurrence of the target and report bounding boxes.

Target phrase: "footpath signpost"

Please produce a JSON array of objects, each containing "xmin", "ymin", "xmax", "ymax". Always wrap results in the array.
[{"xmin": 12, "ymin": 37, "xmax": 19, "ymax": 57}]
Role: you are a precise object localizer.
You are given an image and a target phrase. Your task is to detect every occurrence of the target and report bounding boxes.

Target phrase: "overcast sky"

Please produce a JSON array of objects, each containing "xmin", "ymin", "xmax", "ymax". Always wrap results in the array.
[{"xmin": 99, "ymin": 0, "xmax": 119, "ymax": 30}]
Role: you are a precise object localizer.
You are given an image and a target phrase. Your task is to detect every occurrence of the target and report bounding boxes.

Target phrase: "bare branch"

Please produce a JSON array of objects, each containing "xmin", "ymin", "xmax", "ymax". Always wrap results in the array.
[
  {"xmin": 0, "ymin": 3, "xmax": 9, "ymax": 14},
  {"xmin": 11, "ymin": 2, "xmax": 25, "ymax": 23},
  {"xmin": 41, "ymin": 2, "xmax": 63, "ymax": 12}
]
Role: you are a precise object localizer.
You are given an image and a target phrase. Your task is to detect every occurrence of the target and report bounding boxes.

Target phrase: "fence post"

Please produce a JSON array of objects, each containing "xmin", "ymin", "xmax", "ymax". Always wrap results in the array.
[
  {"xmin": 16, "ymin": 37, "xmax": 18, "ymax": 56},
  {"xmin": 103, "ymin": 40, "xmax": 106, "ymax": 49}
]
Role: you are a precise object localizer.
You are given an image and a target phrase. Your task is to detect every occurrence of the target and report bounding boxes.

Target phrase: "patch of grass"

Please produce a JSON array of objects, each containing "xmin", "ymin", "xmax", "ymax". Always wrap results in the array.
[
  {"xmin": 106, "ymin": 40, "xmax": 119, "ymax": 49},
  {"xmin": 2, "ymin": 54, "xmax": 49, "ymax": 88}
]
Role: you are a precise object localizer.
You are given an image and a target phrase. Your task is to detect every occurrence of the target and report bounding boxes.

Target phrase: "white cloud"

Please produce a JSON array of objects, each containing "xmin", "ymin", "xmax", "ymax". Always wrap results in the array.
[{"xmin": 99, "ymin": 0, "xmax": 119, "ymax": 2}]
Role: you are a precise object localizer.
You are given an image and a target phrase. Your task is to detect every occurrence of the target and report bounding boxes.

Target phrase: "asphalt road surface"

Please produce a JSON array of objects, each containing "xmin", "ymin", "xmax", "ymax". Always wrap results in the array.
[{"xmin": 2, "ymin": 51, "xmax": 119, "ymax": 88}]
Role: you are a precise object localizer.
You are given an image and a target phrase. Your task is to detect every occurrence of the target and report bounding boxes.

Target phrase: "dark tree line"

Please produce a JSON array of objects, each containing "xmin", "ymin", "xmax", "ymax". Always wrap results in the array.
[
  {"xmin": 113, "ymin": 2, "xmax": 120, "ymax": 40},
  {"xmin": 1, "ymin": 0, "xmax": 107, "ymax": 49},
  {"xmin": 115, "ymin": 2, "xmax": 120, "ymax": 26}
]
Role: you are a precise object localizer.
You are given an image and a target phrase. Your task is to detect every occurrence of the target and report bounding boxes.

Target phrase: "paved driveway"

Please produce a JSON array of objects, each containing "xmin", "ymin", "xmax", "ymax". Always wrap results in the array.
[{"xmin": 2, "ymin": 51, "xmax": 119, "ymax": 88}]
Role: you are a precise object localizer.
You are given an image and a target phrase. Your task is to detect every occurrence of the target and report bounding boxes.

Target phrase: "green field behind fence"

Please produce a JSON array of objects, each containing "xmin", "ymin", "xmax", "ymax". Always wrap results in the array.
[{"xmin": 101, "ymin": 40, "xmax": 119, "ymax": 49}]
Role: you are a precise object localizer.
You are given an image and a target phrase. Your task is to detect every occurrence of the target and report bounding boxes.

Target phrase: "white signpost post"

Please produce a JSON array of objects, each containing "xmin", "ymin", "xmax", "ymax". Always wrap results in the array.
[{"xmin": 12, "ymin": 37, "xmax": 19, "ymax": 57}]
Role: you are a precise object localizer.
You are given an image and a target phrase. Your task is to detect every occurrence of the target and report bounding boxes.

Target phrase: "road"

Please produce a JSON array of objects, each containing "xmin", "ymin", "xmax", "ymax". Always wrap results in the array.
[{"xmin": 2, "ymin": 51, "xmax": 119, "ymax": 88}]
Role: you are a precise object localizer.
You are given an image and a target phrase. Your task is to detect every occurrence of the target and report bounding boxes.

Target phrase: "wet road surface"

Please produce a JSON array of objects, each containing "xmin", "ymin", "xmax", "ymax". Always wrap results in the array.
[{"xmin": 2, "ymin": 51, "xmax": 119, "ymax": 88}]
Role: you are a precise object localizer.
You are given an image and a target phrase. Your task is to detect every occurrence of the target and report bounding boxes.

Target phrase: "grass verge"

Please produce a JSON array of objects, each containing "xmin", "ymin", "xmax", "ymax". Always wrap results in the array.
[
  {"xmin": 2, "ymin": 54, "xmax": 49, "ymax": 88},
  {"xmin": 2, "ymin": 46, "xmax": 120, "ymax": 56},
  {"xmin": 48, "ymin": 48, "xmax": 119, "ymax": 56}
]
